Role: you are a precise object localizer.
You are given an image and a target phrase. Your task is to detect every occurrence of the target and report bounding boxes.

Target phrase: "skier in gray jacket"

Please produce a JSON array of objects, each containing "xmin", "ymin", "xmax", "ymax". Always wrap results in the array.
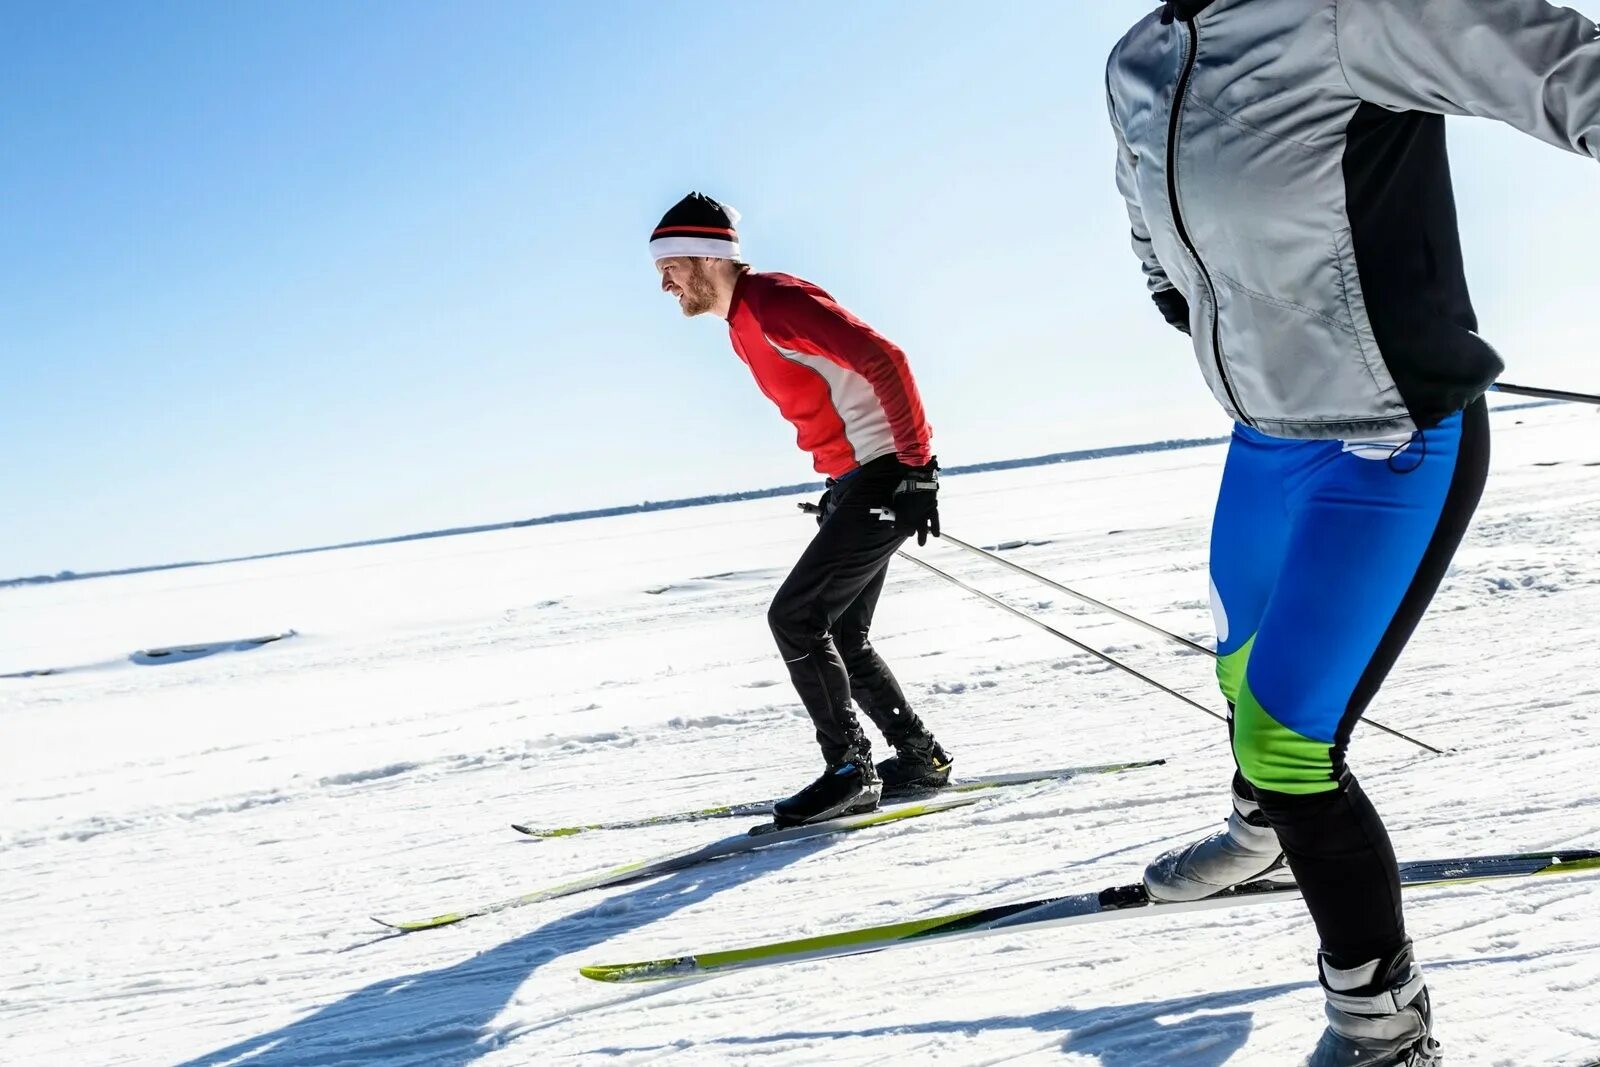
[{"xmin": 1107, "ymin": 1, "xmax": 1600, "ymax": 1063}]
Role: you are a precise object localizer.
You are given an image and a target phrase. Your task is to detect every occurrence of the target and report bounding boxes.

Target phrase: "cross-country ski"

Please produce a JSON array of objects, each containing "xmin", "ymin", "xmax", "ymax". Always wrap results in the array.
[
  {"xmin": 581, "ymin": 849, "xmax": 1600, "ymax": 983},
  {"xmin": 377, "ymin": 793, "xmax": 982, "ymax": 932},
  {"xmin": 510, "ymin": 758, "xmax": 1165, "ymax": 837}
]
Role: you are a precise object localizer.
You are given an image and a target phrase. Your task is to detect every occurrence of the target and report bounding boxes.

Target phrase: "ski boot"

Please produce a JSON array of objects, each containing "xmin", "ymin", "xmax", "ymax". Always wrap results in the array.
[
  {"xmin": 772, "ymin": 756, "xmax": 882, "ymax": 827},
  {"xmin": 1305, "ymin": 943, "xmax": 1440, "ymax": 1066},
  {"xmin": 877, "ymin": 735, "xmax": 953, "ymax": 797},
  {"xmin": 1144, "ymin": 786, "xmax": 1286, "ymax": 901}
]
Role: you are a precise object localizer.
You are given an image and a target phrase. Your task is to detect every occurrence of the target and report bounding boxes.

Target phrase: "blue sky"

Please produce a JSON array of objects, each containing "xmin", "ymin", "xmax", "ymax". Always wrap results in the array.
[{"xmin": 3, "ymin": 1, "xmax": 1596, "ymax": 577}]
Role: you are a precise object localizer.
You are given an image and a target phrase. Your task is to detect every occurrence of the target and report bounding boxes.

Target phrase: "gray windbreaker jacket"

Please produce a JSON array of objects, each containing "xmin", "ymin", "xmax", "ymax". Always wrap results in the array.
[{"xmin": 1107, "ymin": 0, "xmax": 1600, "ymax": 438}]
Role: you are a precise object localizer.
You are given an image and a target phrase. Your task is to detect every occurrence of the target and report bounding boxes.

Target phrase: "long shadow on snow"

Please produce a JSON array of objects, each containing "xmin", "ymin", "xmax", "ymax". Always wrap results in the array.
[
  {"xmin": 594, "ymin": 945, "xmax": 1596, "ymax": 1063},
  {"xmin": 175, "ymin": 838, "xmax": 833, "ymax": 1067},
  {"xmin": 591, "ymin": 981, "xmax": 1310, "ymax": 1066}
]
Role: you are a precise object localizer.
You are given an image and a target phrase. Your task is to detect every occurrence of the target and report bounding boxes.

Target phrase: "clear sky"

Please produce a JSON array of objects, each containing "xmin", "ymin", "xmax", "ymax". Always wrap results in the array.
[{"xmin": 3, "ymin": 0, "xmax": 1596, "ymax": 577}]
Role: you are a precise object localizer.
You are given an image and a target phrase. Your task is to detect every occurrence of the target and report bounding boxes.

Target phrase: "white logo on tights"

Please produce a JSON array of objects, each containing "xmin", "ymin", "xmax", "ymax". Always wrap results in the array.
[
  {"xmin": 1341, "ymin": 431, "xmax": 1414, "ymax": 461},
  {"xmin": 1209, "ymin": 576, "xmax": 1230, "ymax": 644}
]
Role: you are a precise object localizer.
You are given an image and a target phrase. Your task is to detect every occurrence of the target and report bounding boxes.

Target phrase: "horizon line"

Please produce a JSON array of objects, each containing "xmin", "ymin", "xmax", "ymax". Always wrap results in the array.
[
  {"xmin": 4, "ymin": 434, "xmax": 1234, "ymax": 588},
  {"xmin": 3, "ymin": 397, "xmax": 1556, "ymax": 589}
]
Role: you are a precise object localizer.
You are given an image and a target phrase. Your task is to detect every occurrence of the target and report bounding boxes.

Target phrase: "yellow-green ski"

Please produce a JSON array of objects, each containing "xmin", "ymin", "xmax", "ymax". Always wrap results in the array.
[
  {"xmin": 581, "ymin": 849, "xmax": 1600, "ymax": 982},
  {"xmin": 511, "ymin": 758, "xmax": 1165, "ymax": 838},
  {"xmin": 374, "ymin": 793, "xmax": 983, "ymax": 933}
]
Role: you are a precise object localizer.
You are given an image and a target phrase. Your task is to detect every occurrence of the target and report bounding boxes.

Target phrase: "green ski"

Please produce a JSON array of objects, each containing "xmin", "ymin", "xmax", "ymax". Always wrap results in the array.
[
  {"xmin": 375, "ymin": 793, "xmax": 982, "ymax": 933},
  {"xmin": 581, "ymin": 848, "xmax": 1600, "ymax": 983},
  {"xmin": 511, "ymin": 758, "xmax": 1165, "ymax": 838}
]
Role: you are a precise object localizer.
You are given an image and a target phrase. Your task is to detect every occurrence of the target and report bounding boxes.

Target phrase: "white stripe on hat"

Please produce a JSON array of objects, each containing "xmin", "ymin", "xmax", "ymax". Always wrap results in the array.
[{"xmin": 650, "ymin": 236, "xmax": 743, "ymax": 262}]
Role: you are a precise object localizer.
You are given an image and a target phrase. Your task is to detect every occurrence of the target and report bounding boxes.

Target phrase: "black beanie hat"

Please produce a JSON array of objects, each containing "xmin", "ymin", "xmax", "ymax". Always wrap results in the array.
[{"xmin": 650, "ymin": 192, "xmax": 742, "ymax": 262}]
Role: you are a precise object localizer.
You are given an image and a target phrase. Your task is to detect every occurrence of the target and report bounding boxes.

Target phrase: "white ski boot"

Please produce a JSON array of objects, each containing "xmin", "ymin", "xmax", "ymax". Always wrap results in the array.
[
  {"xmin": 1144, "ymin": 787, "xmax": 1285, "ymax": 901},
  {"xmin": 1305, "ymin": 944, "xmax": 1441, "ymax": 1066}
]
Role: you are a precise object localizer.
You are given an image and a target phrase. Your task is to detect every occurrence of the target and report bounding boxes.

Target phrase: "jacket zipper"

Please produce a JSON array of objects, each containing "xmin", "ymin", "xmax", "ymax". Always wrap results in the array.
[{"xmin": 1166, "ymin": 17, "xmax": 1251, "ymax": 427}]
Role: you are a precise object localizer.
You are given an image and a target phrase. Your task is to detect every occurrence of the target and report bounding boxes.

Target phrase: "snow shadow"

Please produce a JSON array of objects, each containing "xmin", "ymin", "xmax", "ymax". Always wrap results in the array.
[
  {"xmin": 0, "ymin": 631, "xmax": 297, "ymax": 679},
  {"xmin": 588, "ymin": 981, "xmax": 1305, "ymax": 1065},
  {"xmin": 173, "ymin": 839, "xmax": 833, "ymax": 1067},
  {"xmin": 130, "ymin": 630, "xmax": 296, "ymax": 666},
  {"xmin": 644, "ymin": 566, "xmax": 786, "ymax": 596}
]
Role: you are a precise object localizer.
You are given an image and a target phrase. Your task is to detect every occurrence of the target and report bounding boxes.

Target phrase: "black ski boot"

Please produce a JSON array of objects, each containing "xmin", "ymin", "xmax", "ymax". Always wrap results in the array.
[
  {"xmin": 876, "ymin": 735, "xmax": 953, "ymax": 797},
  {"xmin": 772, "ymin": 756, "xmax": 882, "ymax": 828},
  {"xmin": 1305, "ymin": 942, "xmax": 1440, "ymax": 1066}
]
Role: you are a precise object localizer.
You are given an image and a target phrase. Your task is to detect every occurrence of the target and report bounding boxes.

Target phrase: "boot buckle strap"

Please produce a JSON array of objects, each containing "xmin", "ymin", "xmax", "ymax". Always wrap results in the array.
[{"xmin": 1324, "ymin": 970, "xmax": 1425, "ymax": 1016}]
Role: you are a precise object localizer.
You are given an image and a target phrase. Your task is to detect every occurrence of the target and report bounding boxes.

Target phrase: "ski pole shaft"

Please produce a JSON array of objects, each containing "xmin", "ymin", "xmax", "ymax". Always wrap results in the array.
[
  {"xmin": 1493, "ymin": 382, "xmax": 1600, "ymax": 406},
  {"xmin": 1355, "ymin": 715, "xmax": 1445, "ymax": 755},
  {"xmin": 795, "ymin": 503, "xmax": 1445, "ymax": 754},
  {"xmin": 890, "ymin": 548, "xmax": 1228, "ymax": 726},
  {"xmin": 937, "ymin": 531, "xmax": 1445, "ymax": 754},
  {"xmin": 937, "ymin": 532, "xmax": 1215, "ymax": 657}
]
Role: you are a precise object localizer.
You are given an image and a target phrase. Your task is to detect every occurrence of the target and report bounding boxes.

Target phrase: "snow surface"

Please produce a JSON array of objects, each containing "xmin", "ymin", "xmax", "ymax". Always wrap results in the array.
[{"xmin": 3, "ymin": 403, "xmax": 1598, "ymax": 1066}]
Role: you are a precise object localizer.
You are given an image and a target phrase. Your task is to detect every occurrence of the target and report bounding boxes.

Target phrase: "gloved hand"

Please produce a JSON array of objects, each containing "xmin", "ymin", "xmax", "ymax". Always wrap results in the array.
[
  {"xmin": 1151, "ymin": 288, "xmax": 1191, "ymax": 335},
  {"xmin": 814, "ymin": 486, "xmax": 833, "ymax": 527},
  {"xmin": 892, "ymin": 459, "xmax": 940, "ymax": 546}
]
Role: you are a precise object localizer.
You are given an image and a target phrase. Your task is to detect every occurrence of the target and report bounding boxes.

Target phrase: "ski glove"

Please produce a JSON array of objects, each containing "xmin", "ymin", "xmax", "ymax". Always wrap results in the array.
[
  {"xmin": 1151, "ymin": 288, "xmax": 1191, "ymax": 336},
  {"xmin": 893, "ymin": 460, "xmax": 941, "ymax": 546},
  {"xmin": 814, "ymin": 487, "xmax": 833, "ymax": 527}
]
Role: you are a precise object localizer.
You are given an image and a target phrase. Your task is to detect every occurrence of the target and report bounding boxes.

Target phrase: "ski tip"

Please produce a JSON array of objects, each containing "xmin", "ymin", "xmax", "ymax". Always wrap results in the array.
[
  {"xmin": 371, "ymin": 912, "xmax": 466, "ymax": 933},
  {"xmin": 511, "ymin": 824, "xmax": 584, "ymax": 838},
  {"xmin": 580, "ymin": 957, "xmax": 693, "ymax": 983}
]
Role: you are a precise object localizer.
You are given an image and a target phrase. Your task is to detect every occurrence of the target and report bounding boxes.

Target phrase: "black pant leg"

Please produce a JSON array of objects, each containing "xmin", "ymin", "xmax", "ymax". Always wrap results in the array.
[
  {"xmin": 768, "ymin": 466, "xmax": 908, "ymax": 764},
  {"xmin": 832, "ymin": 561, "xmax": 931, "ymax": 748}
]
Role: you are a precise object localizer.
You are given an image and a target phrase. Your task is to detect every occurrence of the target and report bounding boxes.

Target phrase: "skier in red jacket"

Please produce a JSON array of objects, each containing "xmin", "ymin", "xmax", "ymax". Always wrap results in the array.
[{"xmin": 652, "ymin": 192, "xmax": 952, "ymax": 826}]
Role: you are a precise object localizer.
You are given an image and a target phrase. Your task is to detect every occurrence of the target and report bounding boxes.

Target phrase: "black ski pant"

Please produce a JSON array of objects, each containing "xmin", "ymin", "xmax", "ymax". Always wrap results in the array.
[{"xmin": 768, "ymin": 456, "xmax": 933, "ymax": 766}]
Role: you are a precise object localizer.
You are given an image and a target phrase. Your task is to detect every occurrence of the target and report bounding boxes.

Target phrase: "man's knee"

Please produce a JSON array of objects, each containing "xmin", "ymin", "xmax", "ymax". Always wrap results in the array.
[
  {"xmin": 768, "ymin": 593, "xmax": 821, "ymax": 653},
  {"xmin": 1231, "ymin": 679, "xmax": 1340, "ymax": 796}
]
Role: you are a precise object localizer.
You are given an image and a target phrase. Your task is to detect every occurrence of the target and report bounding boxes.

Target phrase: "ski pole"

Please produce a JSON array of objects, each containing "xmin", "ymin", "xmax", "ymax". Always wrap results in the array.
[
  {"xmin": 799, "ymin": 501, "xmax": 1224, "ymax": 724},
  {"xmin": 896, "ymin": 548, "xmax": 1229, "ymax": 725},
  {"xmin": 936, "ymin": 527, "xmax": 1443, "ymax": 754},
  {"xmin": 937, "ymin": 532, "xmax": 1214, "ymax": 657},
  {"xmin": 797, "ymin": 502, "xmax": 1446, "ymax": 755},
  {"xmin": 1492, "ymin": 382, "xmax": 1600, "ymax": 406}
]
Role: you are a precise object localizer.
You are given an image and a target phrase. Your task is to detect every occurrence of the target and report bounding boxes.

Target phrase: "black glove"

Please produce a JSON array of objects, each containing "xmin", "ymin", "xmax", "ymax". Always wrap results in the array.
[
  {"xmin": 892, "ymin": 459, "xmax": 940, "ymax": 546},
  {"xmin": 1151, "ymin": 288, "xmax": 1191, "ymax": 335},
  {"xmin": 814, "ymin": 486, "xmax": 833, "ymax": 527}
]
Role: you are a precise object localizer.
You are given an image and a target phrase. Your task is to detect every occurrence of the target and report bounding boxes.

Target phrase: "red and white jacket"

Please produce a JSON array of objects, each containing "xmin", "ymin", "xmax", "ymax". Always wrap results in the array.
[{"xmin": 725, "ymin": 272, "xmax": 933, "ymax": 479}]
